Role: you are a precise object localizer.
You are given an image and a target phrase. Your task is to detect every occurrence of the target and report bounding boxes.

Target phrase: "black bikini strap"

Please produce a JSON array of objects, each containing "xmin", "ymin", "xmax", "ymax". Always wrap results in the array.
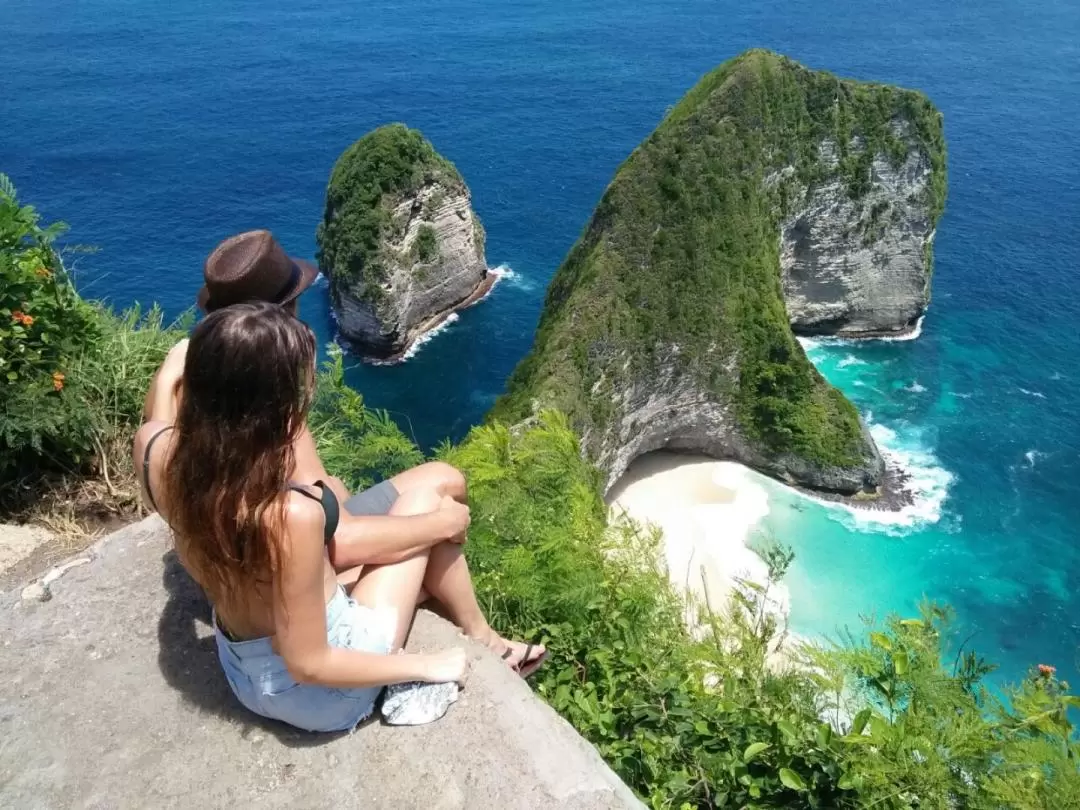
[
  {"xmin": 142, "ymin": 425, "xmax": 174, "ymax": 512},
  {"xmin": 288, "ymin": 481, "xmax": 340, "ymax": 546}
]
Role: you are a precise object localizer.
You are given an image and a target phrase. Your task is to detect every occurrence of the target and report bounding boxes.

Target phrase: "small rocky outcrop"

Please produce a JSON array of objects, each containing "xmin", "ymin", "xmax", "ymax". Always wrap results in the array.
[
  {"xmin": 316, "ymin": 124, "xmax": 490, "ymax": 361},
  {"xmin": 493, "ymin": 50, "xmax": 946, "ymax": 496},
  {"xmin": 779, "ymin": 131, "xmax": 942, "ymax": 336}
]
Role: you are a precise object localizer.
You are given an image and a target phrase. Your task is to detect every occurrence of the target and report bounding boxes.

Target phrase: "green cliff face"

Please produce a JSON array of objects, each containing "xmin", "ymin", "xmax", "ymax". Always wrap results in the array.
[{"xmin": 493, "ymin": 49, "xmax": 946, "ymax": 493}]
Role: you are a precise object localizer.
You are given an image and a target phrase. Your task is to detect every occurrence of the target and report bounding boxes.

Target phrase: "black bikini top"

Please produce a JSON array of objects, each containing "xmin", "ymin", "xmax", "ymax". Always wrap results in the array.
[
  {"xmin": 141, "ymin": 425, "xmax": 339, "ymax": 545},
  {"xmin": 287, "ymin": 481, "xmax": 340, "ymax": 546}
]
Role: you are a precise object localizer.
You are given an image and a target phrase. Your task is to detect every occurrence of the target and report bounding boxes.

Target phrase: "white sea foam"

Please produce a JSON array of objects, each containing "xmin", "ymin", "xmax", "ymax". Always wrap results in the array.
[
  {"xmin": 797, "ymin": 316, "xmax": 925, "ymax": 348},
  {"xmin": 1024, "ymin": 450, "xmax": 1047, "ymax": 468},
  {"xmin": 873, "ymin": 315, "xmax": 925, "ymax": 342},
  {"xmin": 788, "ymin": 418, "xmax": 954, "ymax": 535},
  {"xmin": 399, "ymin": 312, "xmax": 460, "ymax": 361},
  {"xmin": 473, "ymin": 264, "xmax": 513, "ymax": 303},
  {"xmin": 488, "ymin": 263, "xmax": 538, "ymax": 293},
  {"xmin": 1019, "ymin": 387, "xmax": 1047, "ymax": 399},
  {"xmin": 904, "ymin": 381, "xmax": 927, "ymax": 393},
  {"xmin": 837, "ymin": 354, "xmax": 866, "ymax": 368}
]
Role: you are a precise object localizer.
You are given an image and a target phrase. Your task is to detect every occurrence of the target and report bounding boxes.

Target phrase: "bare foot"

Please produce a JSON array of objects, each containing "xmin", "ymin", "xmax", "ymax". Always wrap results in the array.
[{"xmin": 482, "ymin": 633, "xmax": 547, "ymax": 678}]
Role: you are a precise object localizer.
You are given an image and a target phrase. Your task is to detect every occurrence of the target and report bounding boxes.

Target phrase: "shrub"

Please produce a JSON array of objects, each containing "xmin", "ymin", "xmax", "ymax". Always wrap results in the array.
[
  {"xmin": 308, "ymin": 343, "xmax": 424, "ymax": 491},
  {"xmin": 0, "ymin": 175, "xmax": 187, "ymax": 508},
  {"xmin": 0, "ymin": 174, "xmax": 100, "ymax": 390},
  {"xmin": 415, "ymin": 224, "xmax": 439, "ymax": 263}
]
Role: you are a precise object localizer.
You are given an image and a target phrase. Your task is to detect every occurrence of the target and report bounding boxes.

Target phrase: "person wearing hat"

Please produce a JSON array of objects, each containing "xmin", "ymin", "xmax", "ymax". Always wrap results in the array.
[
  {"xmin": 135, "ymin": 302, "xmax": 548, "ymax": 733},
  {"xmin": 143, "ymin": 232, "xmax": 506, "ymax": 594}
]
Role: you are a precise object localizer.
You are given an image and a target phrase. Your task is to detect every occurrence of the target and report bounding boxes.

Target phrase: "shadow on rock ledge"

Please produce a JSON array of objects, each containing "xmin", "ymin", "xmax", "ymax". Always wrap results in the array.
[
  {"xmin": 157, "ymin": 550, "xmax": 340, "ymax": 748},
  {"xmin": 0, "ymin": 516, "xmax": 641, "ymax": 809}
]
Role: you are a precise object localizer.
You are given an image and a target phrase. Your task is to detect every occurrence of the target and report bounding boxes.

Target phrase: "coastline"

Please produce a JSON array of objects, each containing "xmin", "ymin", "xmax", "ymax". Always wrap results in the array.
[
  {"xmin": 795, "ymin": 459, "xmax": 915, "ymax": 512},
  {"xmin": 794, "ymin": 314, "xmax": 926, "ymax": 344},
  {"xmin": 347, "ymin": 268, "xmax": 503, "ymax": 366},
  {"xmin": 606, "ymin": 436, "xmax": 942, "ymax": 646}
]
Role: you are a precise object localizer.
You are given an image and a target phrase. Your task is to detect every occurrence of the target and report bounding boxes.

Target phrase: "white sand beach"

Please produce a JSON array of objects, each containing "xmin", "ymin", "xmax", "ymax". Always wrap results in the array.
[{"xmin": 607, "ymin": 452, "xmax": 789, "ymax": 629}]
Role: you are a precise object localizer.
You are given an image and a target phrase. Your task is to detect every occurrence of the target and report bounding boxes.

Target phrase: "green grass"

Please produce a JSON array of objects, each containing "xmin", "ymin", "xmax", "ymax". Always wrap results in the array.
[
  {"xmin": 315, "ymin": 124, "xmax": 466, "ymax": 307},
  {"xmin": 493, "ymin": 50, "xmax": 945, "ymax": 471}
]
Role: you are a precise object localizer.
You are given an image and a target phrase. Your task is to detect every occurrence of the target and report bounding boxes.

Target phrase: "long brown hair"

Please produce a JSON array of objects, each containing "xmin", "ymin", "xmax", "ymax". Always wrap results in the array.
[{"xmin": 165, "ymin": 302, "xmax": 316, "ymax": 616}]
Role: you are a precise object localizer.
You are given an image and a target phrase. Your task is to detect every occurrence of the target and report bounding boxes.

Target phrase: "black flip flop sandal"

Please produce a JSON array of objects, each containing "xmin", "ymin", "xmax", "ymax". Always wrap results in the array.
[{"xmin": 505, "ymin": 643, "xmax": 547, "ymax": 679}]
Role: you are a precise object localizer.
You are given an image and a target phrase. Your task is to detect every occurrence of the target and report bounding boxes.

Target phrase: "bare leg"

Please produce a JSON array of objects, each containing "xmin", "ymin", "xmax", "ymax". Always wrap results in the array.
[
  {"xmin": 350, "ymin": 487, "xmax": 545, "ymax": 671},
  {"xmin": 421, "ymin": 540, "xmax": 545, "ymax": 672},
  {"xmin": 348, "ymin": 489, "xmax": 439, "ymax": 650},
  {"xmin": 421, "ymin": 540, "xmax": 490, "ymax": 639},
  {"xmin": 339, "ymin": 563, "xmax": 429, "ymax": 609},
  {"xmin": 390, "ymin": 461, "xmax": 467, "ymax": 504}
]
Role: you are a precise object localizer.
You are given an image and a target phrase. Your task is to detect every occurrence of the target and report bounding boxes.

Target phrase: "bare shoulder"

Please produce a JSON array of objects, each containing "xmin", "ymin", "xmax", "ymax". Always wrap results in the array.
[{"xmin": 281, "ymin": 489, "xmax": 326, "ymax": 549}]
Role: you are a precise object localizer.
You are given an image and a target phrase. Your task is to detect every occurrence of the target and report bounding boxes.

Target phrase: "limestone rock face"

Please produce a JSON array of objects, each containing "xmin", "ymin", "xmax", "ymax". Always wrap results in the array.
[
  {"xmin": 317, "ymin": 125, "xmax": 490, "ymax": 361},
  {"xmin": 586, "ymin": 350, "xmax": 882, "ymax": 494},
  {"xmin": 779, "ymin": 133, "xmax": 937, "ymax": 336}
]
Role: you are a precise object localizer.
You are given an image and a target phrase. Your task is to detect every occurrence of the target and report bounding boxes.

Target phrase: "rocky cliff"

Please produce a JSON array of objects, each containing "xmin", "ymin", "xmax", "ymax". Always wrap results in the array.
[
  {"xmin": 316, "ymin": 124, "xmax": 490, "ymax": 361},
  {"xmin": 493, "ymin": 50, "xmax": 946, "ymax": 495},
  {"xmin": 779, "ymin": 129, "xmax": 942, "ymax": 336}
]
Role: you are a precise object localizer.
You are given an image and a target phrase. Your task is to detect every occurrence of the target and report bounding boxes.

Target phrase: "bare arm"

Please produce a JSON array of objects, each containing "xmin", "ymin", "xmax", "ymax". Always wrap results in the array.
[
  {"xmin": 143, "ymin": 339, "xmax": 188, "ymax": 424},
  {"xmin": 275, "ymin": 497, "xmax": 464, "ymax": 687},
  {"xmin": 330, "ymin": 504, "xmax": 467, "ymax": 568}
]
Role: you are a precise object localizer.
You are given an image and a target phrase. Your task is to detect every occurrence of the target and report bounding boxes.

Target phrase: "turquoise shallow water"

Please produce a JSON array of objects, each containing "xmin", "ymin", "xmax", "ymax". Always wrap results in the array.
[
  {"xmin": 4, "ymin": 0, "xmax": 1079, "ymax": 683},
  {"xmin": 771, "ymin": 326, "xmax": 1080, "ymax": 686}
]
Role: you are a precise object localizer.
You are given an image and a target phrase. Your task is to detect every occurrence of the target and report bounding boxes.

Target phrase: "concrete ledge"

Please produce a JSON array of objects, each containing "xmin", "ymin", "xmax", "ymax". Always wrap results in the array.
[{"xmin": 0, "ymin": 517, "xmax": 642, "ymax": 809}]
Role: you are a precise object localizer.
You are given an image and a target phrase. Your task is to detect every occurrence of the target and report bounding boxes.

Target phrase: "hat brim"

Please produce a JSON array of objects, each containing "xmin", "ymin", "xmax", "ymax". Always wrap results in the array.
[
  {"xmin": 196, "ymin": 257, "xmax": 320, "ymax": 312},
  {"xmin": 279, "ymin": 258, "xmax": 320, "ymax": 306}
]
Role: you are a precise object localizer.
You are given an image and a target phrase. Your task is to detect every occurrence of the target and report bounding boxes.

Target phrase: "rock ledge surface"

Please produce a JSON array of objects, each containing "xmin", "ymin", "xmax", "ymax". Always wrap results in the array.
[{"xmin": 0, "ymin": 517, "xmax": 641, "ymax": 810}]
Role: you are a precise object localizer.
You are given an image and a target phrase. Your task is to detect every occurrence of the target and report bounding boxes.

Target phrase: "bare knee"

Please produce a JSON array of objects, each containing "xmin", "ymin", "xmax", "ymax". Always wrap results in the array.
[
  {"xmin": 388, "ymin": 486, "xmax": 443, "ymax": 517},
  {"xmin": 431, "ymin": 462, "xmax": 467, "ymax": 501},
  {"xmin": 392, "ymin": 461, "xmax": 467, "ymax": 502}
]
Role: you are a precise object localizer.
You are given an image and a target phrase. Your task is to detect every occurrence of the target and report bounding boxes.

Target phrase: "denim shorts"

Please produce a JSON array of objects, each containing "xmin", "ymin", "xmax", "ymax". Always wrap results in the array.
[{"xmin": 215, "ymin": 586, "xmax": 397, "ymax": 732}]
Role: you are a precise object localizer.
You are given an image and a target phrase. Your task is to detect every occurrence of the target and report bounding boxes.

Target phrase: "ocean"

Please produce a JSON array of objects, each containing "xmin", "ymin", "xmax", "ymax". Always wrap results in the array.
[{"xmin": 4, "ymin": 0, "xmax": 1079, "ymax": 685}]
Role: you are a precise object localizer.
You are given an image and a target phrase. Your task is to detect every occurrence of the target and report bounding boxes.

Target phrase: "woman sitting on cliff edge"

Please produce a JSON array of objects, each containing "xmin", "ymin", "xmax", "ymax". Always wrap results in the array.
[{"xmin": 134, "ymin": 301, "xmax": 544, "ymax": 732}]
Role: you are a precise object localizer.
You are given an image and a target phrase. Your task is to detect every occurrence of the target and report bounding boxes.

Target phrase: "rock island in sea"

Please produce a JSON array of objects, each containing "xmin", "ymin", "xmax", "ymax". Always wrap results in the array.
[
  {"xmin": 493, "ymin": 49, "xmax": 946, "ymax": 620},
  {"xmin": 316, "ymin": 124, "xmax": 493, "ymax": 362}
]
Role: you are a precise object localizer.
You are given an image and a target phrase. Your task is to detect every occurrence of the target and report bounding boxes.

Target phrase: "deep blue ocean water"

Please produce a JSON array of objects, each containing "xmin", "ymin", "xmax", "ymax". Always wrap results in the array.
[{"xmin": 5, "ymin": 0, "xmax": 1079, "ymax": 684}]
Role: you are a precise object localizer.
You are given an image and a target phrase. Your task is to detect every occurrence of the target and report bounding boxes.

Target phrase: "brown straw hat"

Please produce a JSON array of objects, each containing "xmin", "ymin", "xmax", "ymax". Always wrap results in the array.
[{"xmin": 197, "ymin": 230, "xmax": 319, "ymax": 312}]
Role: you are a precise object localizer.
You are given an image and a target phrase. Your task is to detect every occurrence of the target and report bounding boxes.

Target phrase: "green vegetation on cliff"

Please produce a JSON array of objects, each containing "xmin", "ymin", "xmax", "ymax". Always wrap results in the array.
[
  {"xmin": 315, "ymin": 124, "xmax": 465, "ymax": 305},
  {"xmin": 495, "ymin": 50, "xmax": 945, "ymax": 470}
]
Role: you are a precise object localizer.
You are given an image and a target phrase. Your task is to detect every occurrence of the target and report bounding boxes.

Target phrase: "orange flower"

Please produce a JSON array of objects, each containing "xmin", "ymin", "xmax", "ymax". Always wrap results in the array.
[
  {"xmin": 1038, "ymin": 664, "xmax": 1056, "ymax": 678},
  {"xmin": 11, "ymin": 310, "xmax": 34, "ymax": 327},
  {"xmin": 52, "ymin": 371, "xmax": 65, "ymax": 392},
  {"xmin": 35, "ymin": 265, "xmax": 51, "ymax": 278}
]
